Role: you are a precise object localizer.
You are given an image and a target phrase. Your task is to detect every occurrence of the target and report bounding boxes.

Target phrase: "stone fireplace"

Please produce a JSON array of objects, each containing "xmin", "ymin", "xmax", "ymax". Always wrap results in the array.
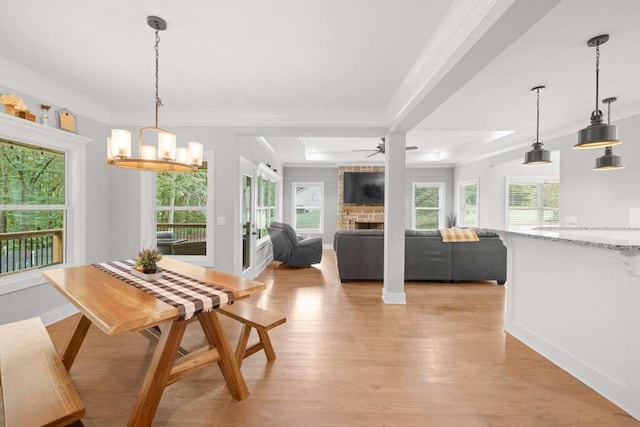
[{"xmin": 337, "ymin": 166, "xmax": 384, "ymax": 230}]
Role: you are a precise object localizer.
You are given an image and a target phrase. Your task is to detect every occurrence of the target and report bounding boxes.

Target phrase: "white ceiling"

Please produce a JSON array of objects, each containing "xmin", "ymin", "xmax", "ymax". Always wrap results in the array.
[{"xmin": 2, "ymin": 0, "xmax": 640, "ymax": 166}]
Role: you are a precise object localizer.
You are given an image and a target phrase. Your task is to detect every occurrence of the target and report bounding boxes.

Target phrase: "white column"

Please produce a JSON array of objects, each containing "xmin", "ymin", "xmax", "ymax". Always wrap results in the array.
[{"xmin": 382, "ymin": 132, "xmax": 406, "ymax": 304}]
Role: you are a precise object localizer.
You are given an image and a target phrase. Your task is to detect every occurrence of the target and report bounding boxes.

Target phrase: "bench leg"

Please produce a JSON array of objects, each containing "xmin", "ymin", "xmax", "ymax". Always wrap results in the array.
[
  {"xmin": 61, "ymin": 315, "xmax": 92, "ymax": 371},
  {"xmin": 257, "ymin": 327, "xmax": 277, "ymax": 361},
  {"xmin": 235, "ymin": 324, "xmax": 252, "ymax": 367}
]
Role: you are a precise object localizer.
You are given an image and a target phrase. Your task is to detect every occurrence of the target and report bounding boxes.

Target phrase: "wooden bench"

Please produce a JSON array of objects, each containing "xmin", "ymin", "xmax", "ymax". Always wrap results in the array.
[
  {"xmin": 218, "ymin": 302, "xmax": 286, "ymax": 367},
  {"xmin": 0, "ymin": 317, "xmax": 85, "ymax": 427}
]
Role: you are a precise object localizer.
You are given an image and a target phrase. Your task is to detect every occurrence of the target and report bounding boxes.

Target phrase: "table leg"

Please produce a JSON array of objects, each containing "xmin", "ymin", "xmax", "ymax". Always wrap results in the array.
[
  {"xmin": 198, "ymin": 311, "xmax": 250, "ymax": 400},
  {"xmin": 128, "ymin": 319, "xmax": 187, "ymax": 427},
  {"xmin": 61, "ymin": 314, "xmax": 92, "ymax": 371}
]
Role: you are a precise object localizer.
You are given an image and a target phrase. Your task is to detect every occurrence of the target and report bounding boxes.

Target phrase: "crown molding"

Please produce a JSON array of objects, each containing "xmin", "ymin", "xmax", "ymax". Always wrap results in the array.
[
  {"xmin": 0, "ymin": 113, "xmax": 91, "ymax": 147},
  {"xmin": 110, "ymin": 106, "xmax": 390, "ymax": 129}
]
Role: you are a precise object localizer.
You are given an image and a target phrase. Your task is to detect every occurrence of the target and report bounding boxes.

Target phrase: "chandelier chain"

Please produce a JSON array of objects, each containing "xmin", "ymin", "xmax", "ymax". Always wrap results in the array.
[{"xmin": 155, "ymin": 29, "xmax": 162, "ymax": 107}]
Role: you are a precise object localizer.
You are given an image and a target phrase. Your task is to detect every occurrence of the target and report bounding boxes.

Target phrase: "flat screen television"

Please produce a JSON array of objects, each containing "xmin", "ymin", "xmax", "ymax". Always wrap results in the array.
[{"xmin": 343, "ymin": 172, "xmax": 384, "ymax": 205}]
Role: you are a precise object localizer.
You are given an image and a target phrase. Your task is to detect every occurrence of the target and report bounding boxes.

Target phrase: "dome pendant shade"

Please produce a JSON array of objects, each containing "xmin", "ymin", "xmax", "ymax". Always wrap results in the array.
[
  {"xmin": 594, "ymin": 146, "xmax": 624, "ymax": 170},
  {"xmin": 576, "ymin": 34, "xmax": 622, "ymax": 150},
  {"xmin": 575, "ymin": 113, "xmax": 621, "ymax": 149},
  {"xmin": 524, "ymin": 142, "xmax": 552, "ymax": 165}
]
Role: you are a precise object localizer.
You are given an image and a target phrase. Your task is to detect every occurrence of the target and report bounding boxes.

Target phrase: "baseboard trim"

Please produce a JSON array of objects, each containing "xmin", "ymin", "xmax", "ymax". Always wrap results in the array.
[
  {"xmin": 381, "ymin": 288, "xmax": 406, "ymax": 304},
  {"xmin": 253, "ymin": 255, "xmax": 274, "ymax": 278}
]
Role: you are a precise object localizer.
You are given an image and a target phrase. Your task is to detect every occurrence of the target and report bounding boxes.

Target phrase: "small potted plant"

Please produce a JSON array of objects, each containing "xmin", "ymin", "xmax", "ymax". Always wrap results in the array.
[{"xmin": 135, "ymin": 247, "xmax": 162, "ymax": 274}]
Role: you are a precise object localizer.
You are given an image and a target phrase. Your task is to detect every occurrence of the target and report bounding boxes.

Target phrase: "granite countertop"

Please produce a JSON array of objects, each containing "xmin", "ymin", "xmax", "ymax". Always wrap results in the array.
[{"xmin": 481, "ymin": 227, "xmax": 640, "ymax": 251}]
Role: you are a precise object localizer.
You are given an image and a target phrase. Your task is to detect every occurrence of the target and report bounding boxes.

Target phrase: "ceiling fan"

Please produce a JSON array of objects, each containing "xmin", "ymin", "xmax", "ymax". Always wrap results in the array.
[{"xmin": 353, "ymin": 138, "xmax": 418, "ymax": 157}]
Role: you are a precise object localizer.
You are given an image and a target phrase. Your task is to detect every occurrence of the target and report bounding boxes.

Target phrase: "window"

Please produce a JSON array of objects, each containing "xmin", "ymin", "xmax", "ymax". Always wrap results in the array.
[
  {"xmin": 412, "ymin": 183, "xmax": 445, "ymax": 230},
  {"xmin": 256, "ymin": 173, "xmax": 276, "ymax": 240},
  {"xmin": 506, "ymin": 178, "xmax": 559, "ymax": 228},
  {"xmin": 0, "ymin": 140, "xmax": 66, "ymax": 275},
  {"xmin": 293, "ymin": 182, "xmax": 323, "ymax": 232},
  {"xmin": 153, "ymin": 159, "xmax": 211, "ymax": 258},
  {"xmin": 0, "ymin": 117, "xmax": 87, "ymax": 291},
  {"xmin": 458, "ymin": 179, "xmax": 479, "ymax": 227}
]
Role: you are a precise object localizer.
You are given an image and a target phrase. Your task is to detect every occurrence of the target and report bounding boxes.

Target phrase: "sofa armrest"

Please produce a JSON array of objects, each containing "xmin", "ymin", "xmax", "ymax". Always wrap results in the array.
[{"xmin": 299, "ymin": 237, "xmax": 322, "ymax": 247}]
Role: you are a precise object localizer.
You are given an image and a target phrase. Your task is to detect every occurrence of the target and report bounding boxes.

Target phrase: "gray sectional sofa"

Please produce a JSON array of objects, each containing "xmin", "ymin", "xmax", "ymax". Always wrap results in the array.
[{"xmin": 333, "ymin": 229, "xmax": 506, "ymax": 284}]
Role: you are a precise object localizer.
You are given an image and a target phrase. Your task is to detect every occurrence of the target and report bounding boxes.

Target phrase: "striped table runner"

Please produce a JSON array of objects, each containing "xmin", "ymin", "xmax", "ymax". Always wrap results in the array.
[
  {"xmin": 438, "ymin": 228, "xmax": 480, "ymax": 242},
  {"xmin": 92, "ymin": 259, "xmax": 233, "ymax": 320}
]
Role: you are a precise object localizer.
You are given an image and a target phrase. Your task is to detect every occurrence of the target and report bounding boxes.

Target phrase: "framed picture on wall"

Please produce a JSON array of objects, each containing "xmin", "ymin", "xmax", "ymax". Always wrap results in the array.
[{"xmin": 56, "ymin": 108, "xmax": 78, "ymax": 133}]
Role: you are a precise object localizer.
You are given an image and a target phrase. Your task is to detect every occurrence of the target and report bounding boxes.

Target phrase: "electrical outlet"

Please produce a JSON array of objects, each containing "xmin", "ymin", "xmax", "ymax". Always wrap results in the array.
[
  {"xmin": 565, "ymin": 216, "xmax": 578, "ymax": 225},
  {"xmin": 629, "ymin": 208, "xmax": 640, "ymax": 226}
]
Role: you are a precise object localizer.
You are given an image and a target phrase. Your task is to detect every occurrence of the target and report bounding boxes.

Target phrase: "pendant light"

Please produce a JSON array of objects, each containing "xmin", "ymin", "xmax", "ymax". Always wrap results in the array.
[
  {"xmin": 106, "ymin": 16, "xmax": 203, "ymax": 173},
  {"xmin": 594, "ymin": 97, "xmax": 624, "ymax": 171},
  {"xmin": 575, "ymin": 34, "xmax": 621, "ymax": 149},
  {"xmin": 523, "ymin": 85, "xmax": 552, "ymax": 165}
]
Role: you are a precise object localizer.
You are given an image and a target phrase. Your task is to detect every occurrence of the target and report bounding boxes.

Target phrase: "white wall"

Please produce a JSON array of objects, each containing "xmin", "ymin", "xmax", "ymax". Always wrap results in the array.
[
  {"xmin": 108, "ymin": 132, "xmax": 283, "ymax": 276},
  {"xmin": 405, "ymin": 166, "xmax": 454, "ymax": 228},
  {"xmin": 556, "ymin": 113, "xmax": 640, "ymax": 226},
  {"xmin": 455, "ymin": 151, "xmax": 559, "ymax": 228},
  {"xmin": 282, "ymin": 165, "xmax": 454, "ymax": 244},
  {"xmin": 0, "ymin": 84, "xmax": 110, "ymax": 324},
  {"xmin": 283, "ymin": 166, "xmax": 338, "ymax": 244},
  {"xmin": 108, "ymin": 126, "xmax": 242, "ymax": 274},
  {"xmin": 455, "ymin": 112, "xmax": 640, "ymax": 228},
  {"xmin": 237, "ymin": 136, "xmax": 283, "ymax": 276}
]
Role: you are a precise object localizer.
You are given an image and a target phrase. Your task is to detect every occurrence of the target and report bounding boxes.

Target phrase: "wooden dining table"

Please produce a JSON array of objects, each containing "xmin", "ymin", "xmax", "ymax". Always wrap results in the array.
[{"xmin": 42, "ymin": 257, "xmax": 265, "ymax": 427}]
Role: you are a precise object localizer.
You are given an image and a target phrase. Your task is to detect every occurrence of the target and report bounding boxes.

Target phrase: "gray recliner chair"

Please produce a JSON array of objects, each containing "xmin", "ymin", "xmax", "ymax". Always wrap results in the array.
[{"xmin": 268, "ymin": 222, "xmax": 323, "ymax": 267}]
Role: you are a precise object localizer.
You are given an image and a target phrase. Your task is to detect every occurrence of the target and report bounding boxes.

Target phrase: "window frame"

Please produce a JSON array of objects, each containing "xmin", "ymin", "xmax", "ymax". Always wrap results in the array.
[
  {"xmin": 505, "ymin": 176, "xmax": 559, "ymax": 229},
  {"xmin": 457, "ymin": 178, "xmax": 479, "ymax": 228},
  {"xmin": 0, "ymin": 115, "xmax": 88, "ymax": 294},
  {"xmin": 292, "ymin": 181, "xmax": 324, "ymax": 233},
  {"xmin": 256, "ymin": 167, "xmax": 278, "ymax": 246},
  {"xmin": 140, "ymin": 151, "xmax": 214, "ymax": 266},
  {"xmin": 411, "ymin": 182, "xmax": 445, "ymax": 230}
]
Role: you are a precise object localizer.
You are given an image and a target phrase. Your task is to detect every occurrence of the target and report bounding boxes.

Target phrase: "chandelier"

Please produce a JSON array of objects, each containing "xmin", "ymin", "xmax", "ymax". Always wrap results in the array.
[{"xmin": 106, "ymin": 16, "xmax": 203, "ymax": 173}]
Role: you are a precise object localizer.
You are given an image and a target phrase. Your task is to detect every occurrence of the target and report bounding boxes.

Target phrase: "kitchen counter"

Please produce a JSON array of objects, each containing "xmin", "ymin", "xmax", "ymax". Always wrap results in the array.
[
  {"xmin": 490, "ymin": 227, "xmax": 640, "ymax": 420},
  {"xmin": 484, "ymin": 227, "xmax": 640, "ymax": 251}
]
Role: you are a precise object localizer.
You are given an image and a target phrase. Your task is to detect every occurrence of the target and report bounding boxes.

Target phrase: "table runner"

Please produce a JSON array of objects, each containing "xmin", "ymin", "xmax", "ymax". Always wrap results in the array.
[
  {"xmin": 438, "ymin": 228, "xmax": 479, "ymax": 242},
  {"xmin": 92, "ymin": 259, "xmax": 233, "ymax": 320}
]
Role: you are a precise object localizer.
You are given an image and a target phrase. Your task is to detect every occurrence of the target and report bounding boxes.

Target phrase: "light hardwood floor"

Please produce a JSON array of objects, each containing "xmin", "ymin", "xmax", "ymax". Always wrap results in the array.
[{"xmin": 43, "ymin": 250, "xmax": 638, "ymax": 426}]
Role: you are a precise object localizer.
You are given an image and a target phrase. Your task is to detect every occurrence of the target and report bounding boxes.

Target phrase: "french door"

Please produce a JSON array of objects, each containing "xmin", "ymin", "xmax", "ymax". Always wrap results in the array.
[{"xmin": 240, "ymin": 159, "xmax": 257, "ymax": 278}]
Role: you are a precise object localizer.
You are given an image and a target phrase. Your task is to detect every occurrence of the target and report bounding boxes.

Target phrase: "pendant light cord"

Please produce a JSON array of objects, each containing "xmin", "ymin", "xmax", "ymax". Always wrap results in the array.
[
  {"xmin": 606, "ymin": 99, "xmax": 611, "ymax": 125},
  {"xmin": 594, "ymin": 44, "xmax": 600, "ymax": 115},
  {"xmin": 536, "ymin": 88, "xmax": 541, "ymax": 142},
  {"xmin": 154, "ymin": 29, "xmax": 162, "ymax": 127}
]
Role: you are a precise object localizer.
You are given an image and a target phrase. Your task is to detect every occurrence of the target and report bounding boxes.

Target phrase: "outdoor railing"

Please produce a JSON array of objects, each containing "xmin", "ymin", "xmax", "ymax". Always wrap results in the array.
[
  {"xmin": 156, "ymin": 223, "xmax": 206, "ymax": 242},
  {"xmin": 0, "ymin": 229, "xmax": 64, "ymax": 275}
]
